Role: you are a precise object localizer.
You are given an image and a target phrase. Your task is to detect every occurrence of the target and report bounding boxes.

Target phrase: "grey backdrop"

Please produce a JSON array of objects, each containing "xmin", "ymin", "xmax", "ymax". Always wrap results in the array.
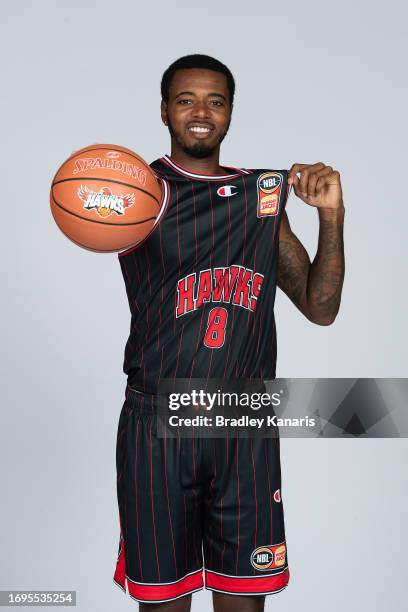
[{"xmin": 1, "ymin": 0, "xmax": 407, "ymax": 610}]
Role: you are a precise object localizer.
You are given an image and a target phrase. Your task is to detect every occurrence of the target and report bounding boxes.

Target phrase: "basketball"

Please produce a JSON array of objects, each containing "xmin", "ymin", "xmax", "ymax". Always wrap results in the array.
[{"xmin": 50, "ymin": 144, "xmax": 163, "ymax": 253}]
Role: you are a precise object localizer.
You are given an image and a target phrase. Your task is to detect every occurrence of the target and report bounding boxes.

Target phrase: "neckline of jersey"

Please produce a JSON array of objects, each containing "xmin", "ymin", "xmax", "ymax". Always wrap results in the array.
[{"xmin": 161, "ymin": 155, "xmax": 249, "ymax": 181}]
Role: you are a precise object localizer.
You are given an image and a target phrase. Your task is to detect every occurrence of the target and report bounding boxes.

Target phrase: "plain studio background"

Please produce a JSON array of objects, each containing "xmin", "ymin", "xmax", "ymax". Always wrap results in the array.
[{"xmin": 1, "ymin": 0, "xmax": 407, "ymax": 610}]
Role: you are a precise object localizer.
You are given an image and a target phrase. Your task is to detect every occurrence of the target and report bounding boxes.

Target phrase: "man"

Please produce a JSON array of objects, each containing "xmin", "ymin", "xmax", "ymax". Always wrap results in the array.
[{"xmin": 113, "ymin": 54, "xmax": 345, "ymax": 611}]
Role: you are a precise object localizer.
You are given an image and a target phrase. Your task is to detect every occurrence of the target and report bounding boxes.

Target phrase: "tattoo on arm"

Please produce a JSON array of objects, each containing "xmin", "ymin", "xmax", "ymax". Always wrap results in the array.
[
  {"xmin": 307, "ymin": 209, "xmax": 345, "ymax": 323},
  {"xmin": 277, "ymin": 233, "xmax": 310, "ymax": 315},
  {"xmin": 277, "ymin": 210, "xmax": 345, "ymax": 324}
]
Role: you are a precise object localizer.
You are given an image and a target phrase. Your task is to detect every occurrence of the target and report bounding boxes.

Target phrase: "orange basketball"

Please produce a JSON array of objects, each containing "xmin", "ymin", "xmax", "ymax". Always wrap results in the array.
[{"xmin": 50, "ymin": 144, "xmax": 162, "ymax": 253}]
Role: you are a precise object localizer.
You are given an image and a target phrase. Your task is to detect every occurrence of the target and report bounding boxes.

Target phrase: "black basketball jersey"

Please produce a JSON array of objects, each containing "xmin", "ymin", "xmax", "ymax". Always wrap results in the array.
[{"xmin": 118, "ymin": 155, "xmax": 291, "ymax": 393}]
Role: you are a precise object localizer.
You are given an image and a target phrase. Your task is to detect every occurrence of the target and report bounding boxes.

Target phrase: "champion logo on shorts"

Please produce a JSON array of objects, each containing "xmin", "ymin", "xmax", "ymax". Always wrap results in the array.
[
  {"xmin": 273, "ymin": 488, "xmax": 281, "ymax": 502},
  {"xmin": 251, "ymin": 543, "xmax": 286, "ymax": 571}
]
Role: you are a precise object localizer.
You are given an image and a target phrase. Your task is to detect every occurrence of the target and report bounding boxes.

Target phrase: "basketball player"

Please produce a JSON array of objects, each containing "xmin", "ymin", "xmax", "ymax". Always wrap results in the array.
[{"xmin": 114, "ymin": 55, "xmax": 345, "ymax": 611}]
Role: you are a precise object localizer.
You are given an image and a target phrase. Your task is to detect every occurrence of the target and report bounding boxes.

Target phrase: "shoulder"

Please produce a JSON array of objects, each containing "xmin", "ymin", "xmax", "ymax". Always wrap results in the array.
[{"xmin": 149, "ymin": 157, "xmax": 167, "ymax": 176}]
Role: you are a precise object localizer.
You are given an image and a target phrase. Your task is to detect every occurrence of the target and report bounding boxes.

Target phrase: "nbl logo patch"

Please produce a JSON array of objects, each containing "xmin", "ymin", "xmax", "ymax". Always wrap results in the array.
[
  {"xmin": 257, "ymin": 172, "xmax": 283, "ymax": 218},
  {"xmin": 250, "ymin": 543, "xmax": 286, "ymax": 571}
]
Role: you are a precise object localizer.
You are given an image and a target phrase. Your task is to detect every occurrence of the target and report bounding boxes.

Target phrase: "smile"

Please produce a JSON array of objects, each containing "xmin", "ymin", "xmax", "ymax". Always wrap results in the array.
[{"xmin": 188, "ymin": 126, "xmax": 212, "ymax": 133}]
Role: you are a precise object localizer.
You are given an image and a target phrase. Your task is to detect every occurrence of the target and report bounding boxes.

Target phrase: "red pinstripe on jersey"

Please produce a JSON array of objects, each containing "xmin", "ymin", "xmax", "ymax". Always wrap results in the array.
[
  {"xmin": 149, "ymin": 419, "xmax": 161, "ymax": 580},
  {"xmin": 191, "ymin": 182, "xmax": 198, "ymax": 266},
  {"xmin": 163, "ymin": 425, "xmax": 178, "ymax": 573},
  {"xmin": 251, "ymin": 439, "xmax": 258, "ymax": 552},
  {"xmin": 264, "ymin": 441, "xmax": 274, "ymax": 541},
  {"xmin": 135, "ymin": 420, "xmax": 143, "ymax": 579},
  {"xmin": 240, "ymin": 175, "xmax": 249, "ymax": 266},
  {"xmin": 235, "ymin": 430, "xmax": 241, "ymax": 576}
]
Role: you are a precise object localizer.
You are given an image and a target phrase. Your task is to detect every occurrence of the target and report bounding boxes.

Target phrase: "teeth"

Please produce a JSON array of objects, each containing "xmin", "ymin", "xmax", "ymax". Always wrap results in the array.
[{"xmin": 189, "ymin": 126, "xmax": 211, "ymax": 133}]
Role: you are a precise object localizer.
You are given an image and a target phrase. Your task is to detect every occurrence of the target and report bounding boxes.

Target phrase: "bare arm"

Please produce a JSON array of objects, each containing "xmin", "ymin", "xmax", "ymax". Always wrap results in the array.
[{"xmin": 277, "ymin": 207, "xmax": 345, "ymax": 325}]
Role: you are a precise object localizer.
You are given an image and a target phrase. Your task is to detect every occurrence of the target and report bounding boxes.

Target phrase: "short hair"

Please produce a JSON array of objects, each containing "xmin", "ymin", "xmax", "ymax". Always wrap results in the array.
[{"xmin": 161, "ymin": 54, "xmax": 235, "ymax": 106}]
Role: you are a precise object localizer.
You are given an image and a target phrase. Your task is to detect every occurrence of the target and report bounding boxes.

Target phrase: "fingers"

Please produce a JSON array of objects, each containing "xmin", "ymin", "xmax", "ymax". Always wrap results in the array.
[
  {"xmin": 307, "ymin": 166, "xmax": 332, "ymax": 197},
  {"xmin": 288, "ymin": 163, "xmax": 325, "ymax": 191},
  {"xmin": 298, "ymin": 164, "xmax": 326, "ymax": 195},
  {"xmin": 315, "ymin": 169, "xmax": 340, "ymax": 193},
  {"xmin": 288, "ymin": 163, "xmax": 308, "ymax": 186},
  {"xmin": 289, "ymin": 163, "xmax": 336, "ymax": 197}
]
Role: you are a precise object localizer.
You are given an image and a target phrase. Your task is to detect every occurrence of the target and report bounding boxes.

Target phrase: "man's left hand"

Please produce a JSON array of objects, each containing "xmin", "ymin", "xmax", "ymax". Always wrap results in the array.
[{"xmin": 288, "ymin": 162, "xmax": 344, "ymax": 210}]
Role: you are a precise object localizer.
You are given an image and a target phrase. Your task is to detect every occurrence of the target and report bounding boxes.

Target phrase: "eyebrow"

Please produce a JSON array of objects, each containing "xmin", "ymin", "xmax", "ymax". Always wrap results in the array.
[{"xmin": 175, "ymin": 91, "xmax": 227, "ymax": 101}]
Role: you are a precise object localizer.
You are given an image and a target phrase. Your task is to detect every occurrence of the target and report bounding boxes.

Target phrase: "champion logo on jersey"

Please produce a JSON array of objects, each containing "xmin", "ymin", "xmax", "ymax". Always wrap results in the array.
[
  {"xmin": 274, "ymin": 489, "xmax": 281, "ymax": 503},
  {"xmin": 217, "ymin": 185, "xmax": 238, "ymax": 197}
]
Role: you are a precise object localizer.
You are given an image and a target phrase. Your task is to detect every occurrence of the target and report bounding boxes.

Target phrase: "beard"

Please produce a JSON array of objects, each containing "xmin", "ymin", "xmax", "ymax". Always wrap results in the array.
[{"xmin": 167, "ymin": 119, "xmax": 230, "ymax": 159}]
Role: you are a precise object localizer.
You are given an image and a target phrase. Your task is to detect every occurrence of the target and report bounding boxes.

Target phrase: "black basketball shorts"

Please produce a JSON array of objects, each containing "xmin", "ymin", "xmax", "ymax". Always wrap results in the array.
[{"xmin": 113, "ymin": 385, "xmax": 290, "ymax": 604}]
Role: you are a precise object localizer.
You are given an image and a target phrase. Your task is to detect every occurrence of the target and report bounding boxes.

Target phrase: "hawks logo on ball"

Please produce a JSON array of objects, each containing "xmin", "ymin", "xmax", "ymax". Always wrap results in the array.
[{"xmin": 78, "ymin": 185, "xmax": 135, "ymax": 218}]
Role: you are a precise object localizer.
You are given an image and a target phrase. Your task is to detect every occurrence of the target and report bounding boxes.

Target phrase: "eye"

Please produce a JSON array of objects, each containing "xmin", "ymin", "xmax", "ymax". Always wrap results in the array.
[
  {"xmin": 177, "ymin": 99, "xmax": 192, "ymax": 105},
  {"xmin": 210, "ymin": 100, "xmax": 224, "ymax": 107}
]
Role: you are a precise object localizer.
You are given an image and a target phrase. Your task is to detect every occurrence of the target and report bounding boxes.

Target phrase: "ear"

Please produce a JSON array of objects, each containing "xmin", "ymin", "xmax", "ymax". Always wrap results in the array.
[{"xmin": 161, "ymin": 100, "xmax": 168, "ymax": 125}]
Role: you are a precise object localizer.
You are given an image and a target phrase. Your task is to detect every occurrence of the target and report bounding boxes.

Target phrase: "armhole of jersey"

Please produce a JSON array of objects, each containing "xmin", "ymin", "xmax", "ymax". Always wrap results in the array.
[
  {"xmin": 117, "ymin": 177, "xmax": 170, "ymax": 258},
  {"xmin": 282, "ymin": 171, "xmax": 292, "ymax": 212},
  {"xmin": 285, "ymin": 181, "xmax": 293, "ymax": 206}
]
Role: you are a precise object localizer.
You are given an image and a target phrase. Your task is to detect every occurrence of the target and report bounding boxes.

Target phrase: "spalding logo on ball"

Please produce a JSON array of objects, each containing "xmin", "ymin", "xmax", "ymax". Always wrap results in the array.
[{"xmin": 50, "ymin": 144, "xmax": 164, "ymax": 253}]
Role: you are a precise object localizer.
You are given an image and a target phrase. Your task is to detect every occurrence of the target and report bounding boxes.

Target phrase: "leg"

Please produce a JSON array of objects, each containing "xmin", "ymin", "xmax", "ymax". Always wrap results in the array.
[
  {"xmin": 139, "ymin": 593, "xmax": 192, "ymax": 611},
  {"xmin": 213, "ymin": 592, "xmax": 265, "ymax": 612}
]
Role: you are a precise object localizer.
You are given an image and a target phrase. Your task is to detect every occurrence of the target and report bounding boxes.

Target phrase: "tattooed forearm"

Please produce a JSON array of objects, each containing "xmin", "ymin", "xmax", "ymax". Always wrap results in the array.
[
  {"xmin": 307, "ymin": 207, "xmax": 345, "ymax": 324},
  {"xmin": 277, "ymin": 208, "xmax": 345, "ymax": 325},
  {"xmin": 277, "ymin": 237, "xmax": 310, "ymax": 314}
]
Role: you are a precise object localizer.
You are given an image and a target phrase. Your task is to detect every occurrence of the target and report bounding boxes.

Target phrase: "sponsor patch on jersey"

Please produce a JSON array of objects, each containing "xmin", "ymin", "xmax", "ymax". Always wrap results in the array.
[
  {"xmin": 77, "ymin": 185, "xmax": 135, "ymax": 218},
  {"xmin": 217, "ymin": 185, "xmax": 238, "ymax": 197},
  {"xmin": 257, "ymin": 172, "xmax": 283, "ymax": 217},
  {"xmin": 251, "ymin": 543, "xmax": 286, "ymax": 571},
  {"xmin": 273, "ymin": 488, "xmax": 281, "ymax": 502}
]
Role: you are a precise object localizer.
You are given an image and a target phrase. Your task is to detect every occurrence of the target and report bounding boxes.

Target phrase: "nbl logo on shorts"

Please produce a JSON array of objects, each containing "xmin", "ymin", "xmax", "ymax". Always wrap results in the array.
[
  {"xmin": 251, "ymin": 543, "xmax": 286, "ymax": 571},
  {"xmin": 251, "ymin": 547, "xmax": 274, "ymax": 570}
]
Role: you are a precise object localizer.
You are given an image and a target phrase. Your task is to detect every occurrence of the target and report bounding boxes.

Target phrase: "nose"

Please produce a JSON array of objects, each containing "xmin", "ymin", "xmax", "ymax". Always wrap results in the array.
[{"xmin": 192, "ymin": 100, "xmax": 210, "ymax": 119}]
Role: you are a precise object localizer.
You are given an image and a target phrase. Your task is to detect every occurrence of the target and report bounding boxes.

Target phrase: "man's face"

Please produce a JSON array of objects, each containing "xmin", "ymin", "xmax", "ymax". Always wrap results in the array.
[{"xmin": 161, "ymin": 68, "xmax": 232, "ymax": 159}]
